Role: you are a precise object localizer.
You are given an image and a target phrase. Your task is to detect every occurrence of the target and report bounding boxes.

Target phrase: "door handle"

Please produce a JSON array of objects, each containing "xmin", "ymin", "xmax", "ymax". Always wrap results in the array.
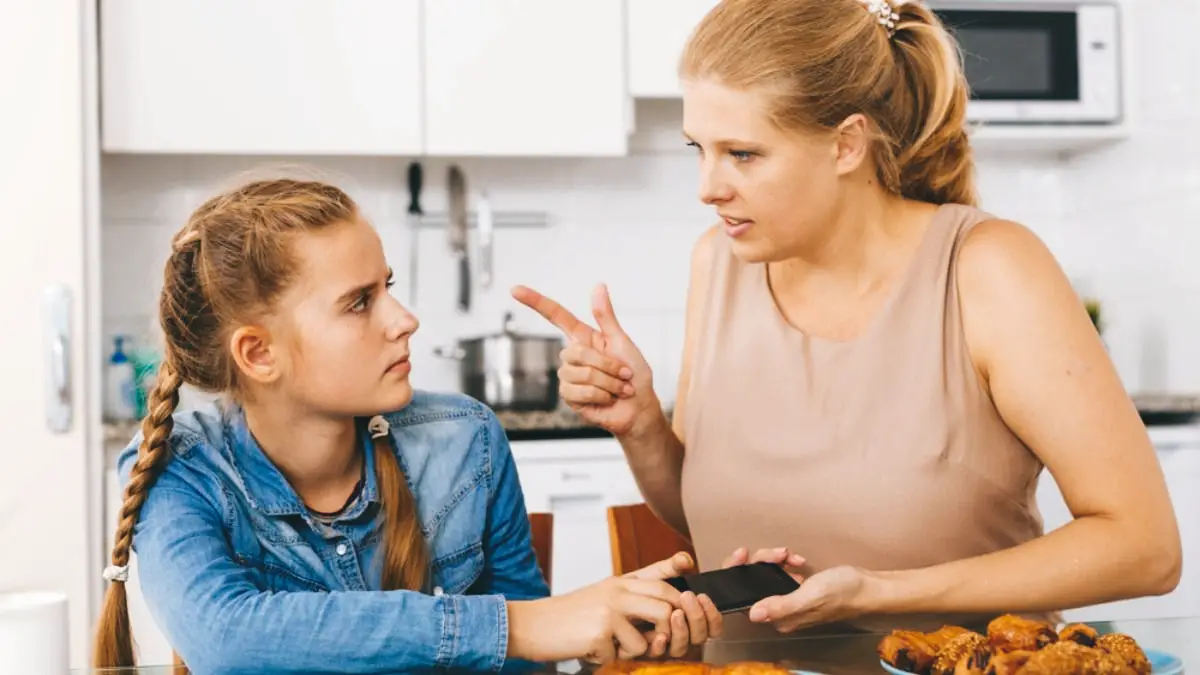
[{"xmin": 43, "ymin": 285, "xmax": 71, "ymax": 433}]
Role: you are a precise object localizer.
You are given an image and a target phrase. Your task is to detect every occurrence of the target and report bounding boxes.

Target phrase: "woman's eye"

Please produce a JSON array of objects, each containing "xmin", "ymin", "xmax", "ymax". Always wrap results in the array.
[
  {"xmin": 730, "ymin": 150, "xmax": 755, "ymax": 162},
  {"xmin": 351, "ymin": 294, "xmax": 370, "ymax": 313}
]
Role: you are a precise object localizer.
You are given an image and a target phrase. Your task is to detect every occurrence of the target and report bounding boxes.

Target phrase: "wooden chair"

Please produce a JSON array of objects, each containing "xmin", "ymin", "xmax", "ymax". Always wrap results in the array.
[
  {"xmin": 171, "ymin": 512, "xmax": 556, "ymax": 672},
  {"xmin": 607, "ymin": 503, "xmax": 696, "ymax": 576},
  {"xmin": 528, "ymin": 511, "xmax": 554, "ymax": 588}
]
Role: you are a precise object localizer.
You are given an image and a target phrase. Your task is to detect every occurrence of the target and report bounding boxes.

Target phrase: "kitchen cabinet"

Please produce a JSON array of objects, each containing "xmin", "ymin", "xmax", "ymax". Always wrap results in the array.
[
  {"xmin": 1035, "ymin": 429, "xmax": 1200, "ymax": 623},
  {"xmin": 422, "ymin": 0, "xmax": 630, "ymax": 157},
  {"xmin": 1, "ymin": 1, "xmax": 101, "ymax": 668},
  {"xmin": 627, "ymin": 1, "xmax": 718, "ymax": 98},
  {"xmin": 99, "ymin": 0, "xmax": 423, "ymax": 155},
  {"xmin": 511, "ymin": 438, "xmax": 643, "ymax": 594}
]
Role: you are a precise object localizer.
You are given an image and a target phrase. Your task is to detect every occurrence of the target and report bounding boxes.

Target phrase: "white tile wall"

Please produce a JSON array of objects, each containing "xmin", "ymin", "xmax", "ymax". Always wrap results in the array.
[{"xmin": 100, "ymin": 0, "xmax": 1200, "ymax": 398}]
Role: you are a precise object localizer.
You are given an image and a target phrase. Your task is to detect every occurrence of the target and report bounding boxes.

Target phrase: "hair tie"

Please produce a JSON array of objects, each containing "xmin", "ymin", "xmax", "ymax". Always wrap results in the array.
[
  {"xmin": 368, "ymin": 415, "xmax": 390, "ymax": 439},
  {"xmin": 102, "ymin": 564, "xmax": 129, "ymax": 583},
  {"xmin": 864, "ymin": 0, "xmax": 900, "ymax": 38}
]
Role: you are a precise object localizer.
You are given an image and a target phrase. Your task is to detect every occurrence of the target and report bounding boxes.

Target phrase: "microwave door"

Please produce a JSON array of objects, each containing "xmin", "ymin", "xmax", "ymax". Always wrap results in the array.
[{"xmin": 933, "ymin": 4, "xmax": 1121, "ymax": 124}]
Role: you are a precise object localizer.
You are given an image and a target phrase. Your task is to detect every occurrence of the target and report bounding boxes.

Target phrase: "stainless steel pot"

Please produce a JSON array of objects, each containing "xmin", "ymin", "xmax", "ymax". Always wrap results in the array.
[{"xmin": 434, "ymin": 312, "xmax": 563, "ymax": 411}]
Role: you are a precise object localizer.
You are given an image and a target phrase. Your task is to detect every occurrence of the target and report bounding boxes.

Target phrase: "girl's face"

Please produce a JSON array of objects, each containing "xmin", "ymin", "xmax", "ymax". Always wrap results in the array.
[{"xmin": 240, "ymin": 217, "xmax": 419, "ymax": 417}]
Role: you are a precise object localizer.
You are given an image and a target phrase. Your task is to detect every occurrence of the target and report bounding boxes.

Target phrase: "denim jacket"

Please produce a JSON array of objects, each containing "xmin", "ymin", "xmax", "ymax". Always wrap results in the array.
[{"xmin": 116, "ymin": 391, "xmax": 551, "ymax": 675}]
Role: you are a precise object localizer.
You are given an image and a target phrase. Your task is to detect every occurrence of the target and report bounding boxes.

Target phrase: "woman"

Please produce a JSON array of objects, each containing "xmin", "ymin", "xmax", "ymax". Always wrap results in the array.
[
  {"xmin": 93, "ymin": 178, "xmax": 721, "ymax": 674},
  {"xmin": 513, "ymin": 0, "xmax": 1181, "ymax": 637}
]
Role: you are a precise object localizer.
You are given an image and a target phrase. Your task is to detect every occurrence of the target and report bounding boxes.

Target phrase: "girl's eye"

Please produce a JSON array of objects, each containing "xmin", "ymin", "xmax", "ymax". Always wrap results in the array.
[
  {"xmin": 351, "ymin": 293, "xmax": 371, "ymax": 314},
  {"xmin": 730, "ymin": 150, "xmax": 755, "ymax": 162}
]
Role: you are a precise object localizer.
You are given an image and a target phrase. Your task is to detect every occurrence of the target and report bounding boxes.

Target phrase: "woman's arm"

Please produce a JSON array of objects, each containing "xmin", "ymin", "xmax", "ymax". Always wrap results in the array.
[
  {"xmin": 862, "ymin": 218, "xmax": 1181, "ymax": 615},
  {"xmin": 615, "ymin": 225, "xmax": 722, "ymax": 538}
]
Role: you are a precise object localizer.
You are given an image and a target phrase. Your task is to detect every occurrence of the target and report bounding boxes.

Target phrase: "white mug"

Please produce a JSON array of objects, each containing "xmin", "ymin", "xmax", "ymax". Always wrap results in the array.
[{"xmin": 0, "ymin": 591, "xmax": 69, "ymax": 675}]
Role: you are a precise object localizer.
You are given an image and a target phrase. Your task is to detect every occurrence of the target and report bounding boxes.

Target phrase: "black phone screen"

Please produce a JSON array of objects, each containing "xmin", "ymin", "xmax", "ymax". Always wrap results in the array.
[{"xmin": 664, "ymin": 562, "xmax": 800, "ymax": 614}]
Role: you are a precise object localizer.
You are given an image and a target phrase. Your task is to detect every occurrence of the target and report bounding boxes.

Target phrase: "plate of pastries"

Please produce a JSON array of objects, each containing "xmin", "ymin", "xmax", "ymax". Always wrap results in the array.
[
  {"xmin": 596, "ymin": 660, "xmax": 826, "ymax": 675},
  {"xmin": 876, "ymin": 614, "xmax": 1182, "ymax": 675}
]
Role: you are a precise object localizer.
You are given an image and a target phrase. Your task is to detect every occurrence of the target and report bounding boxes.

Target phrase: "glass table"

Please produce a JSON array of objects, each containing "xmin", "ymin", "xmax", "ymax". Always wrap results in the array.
[{"xmin": 73, "ymin": 615, "xmax": 1199, "ymax": 674}]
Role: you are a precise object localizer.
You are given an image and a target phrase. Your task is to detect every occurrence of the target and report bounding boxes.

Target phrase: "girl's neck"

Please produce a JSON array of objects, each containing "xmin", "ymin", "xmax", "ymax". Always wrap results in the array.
[{"xmin": 242, "ymin": 401, "xmax": 363, "ymax": 511}]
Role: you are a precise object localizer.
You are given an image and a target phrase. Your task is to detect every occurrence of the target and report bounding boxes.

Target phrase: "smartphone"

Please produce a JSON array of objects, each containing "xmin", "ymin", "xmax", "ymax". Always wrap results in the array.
[{"xmin": 663, "ymin": 562, "xmax": 800, "ymax": 614}]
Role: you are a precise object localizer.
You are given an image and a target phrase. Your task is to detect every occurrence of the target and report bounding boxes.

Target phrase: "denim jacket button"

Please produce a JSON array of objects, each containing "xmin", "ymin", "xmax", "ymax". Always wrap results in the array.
[
  {"xmin": 433, "ymin": 586, "xmax": 444, "ymax": 596},
  {"xmin": 336, "ymin": 543, "xmax": 348, "ymax": 556}
]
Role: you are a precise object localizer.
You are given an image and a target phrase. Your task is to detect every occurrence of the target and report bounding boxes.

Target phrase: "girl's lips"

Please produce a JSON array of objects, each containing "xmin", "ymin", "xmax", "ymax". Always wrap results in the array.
[{"xmin": 386, "ymin": 357, "xmax": 411, "ymax": 376}]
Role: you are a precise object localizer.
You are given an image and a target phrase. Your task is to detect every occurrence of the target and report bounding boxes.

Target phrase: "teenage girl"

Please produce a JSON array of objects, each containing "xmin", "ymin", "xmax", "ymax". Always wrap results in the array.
[{"xmin": 92, "ymin": 178, "xmax": 721, "ymax": 674}]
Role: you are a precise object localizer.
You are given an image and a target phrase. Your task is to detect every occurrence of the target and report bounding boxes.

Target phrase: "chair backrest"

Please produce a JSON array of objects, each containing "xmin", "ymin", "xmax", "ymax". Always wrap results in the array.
[
  {"xmin": 171, "ymin": 512, "xmax": 556, "ymax": 671},
  {"xmin": 528, "ymin": 511, "xmax": 553, "ymax": 588},
  {"xmin": 607, "ymin": 503, "xmax": 696, "ymax": 576}
]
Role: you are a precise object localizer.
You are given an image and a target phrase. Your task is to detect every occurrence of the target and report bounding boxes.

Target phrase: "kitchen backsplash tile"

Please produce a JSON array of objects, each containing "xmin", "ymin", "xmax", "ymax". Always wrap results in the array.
[{"xmin": 100, "ymin": 0, "xmax": 1200, "ymax": 396}]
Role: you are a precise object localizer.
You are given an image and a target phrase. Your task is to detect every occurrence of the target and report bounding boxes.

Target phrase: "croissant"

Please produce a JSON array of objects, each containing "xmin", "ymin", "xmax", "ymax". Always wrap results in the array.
[
  {"xmin": 986, "ymin": 615, "xmax": 1058, "ymax": 653},
  {"xmin": 1095, "ymin": 634, "xmax": 1151, "ymax": 675},
  {"xmin": 984, "ymin": 650, "xmax": 1033, "ymax": 675},
  {"xmin": 931, "ymin": 632, "xmax": 990, "ymax": 675},
  {"xmin": 879, "ymin": 626, "xmax": 970, "ymax": 674},
  {"xmin": 1015, "ymin": 640, "xmax": 1134, "ymax": 675},
  {"xmin": 1059, "ymin": 623, "xmax": 1100, "ymax": 647}
]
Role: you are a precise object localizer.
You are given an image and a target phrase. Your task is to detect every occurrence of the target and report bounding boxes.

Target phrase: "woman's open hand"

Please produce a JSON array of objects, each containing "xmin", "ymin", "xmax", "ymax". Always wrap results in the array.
[
  {"xmin": 746, "ymin": 565, "xmax": 871, "ymax": 633},
  {"xmin": 512, "ymin": 283, "xmax": 659, "ymax": 436}
]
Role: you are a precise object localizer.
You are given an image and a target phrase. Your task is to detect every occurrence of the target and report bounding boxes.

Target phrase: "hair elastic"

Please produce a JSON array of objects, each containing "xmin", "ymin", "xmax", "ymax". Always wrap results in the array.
[
  {"xmin": 864, "ymin": 0, "xmax": 900, "ymax": 37},
  {"xmin": 102, "ymin": 564, "xmax": 129, "ymax": 583}
]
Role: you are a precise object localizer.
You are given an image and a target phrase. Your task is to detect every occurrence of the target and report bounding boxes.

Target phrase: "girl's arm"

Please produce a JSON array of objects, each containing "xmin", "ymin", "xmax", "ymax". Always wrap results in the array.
[
  {"xmin": 469, "ymin": 413, "xmax": 551, "ymax": 602},
  {"xmin": 135, "ymin": 475, "xmax": 513, "ymax": 674}
]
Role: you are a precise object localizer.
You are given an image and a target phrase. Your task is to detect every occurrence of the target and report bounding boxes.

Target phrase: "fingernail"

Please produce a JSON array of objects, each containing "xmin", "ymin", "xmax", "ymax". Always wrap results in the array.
[
  {"xmin": 749, "ymin": 607, "xmax": 767, "ymax": 622},
  {"xmin": 619, "ymin": 367, "xmax": 633, "ymax": 379},
  {"xmin": 622, "ymin": 384, "xmax": 635, "ymax": 396}
]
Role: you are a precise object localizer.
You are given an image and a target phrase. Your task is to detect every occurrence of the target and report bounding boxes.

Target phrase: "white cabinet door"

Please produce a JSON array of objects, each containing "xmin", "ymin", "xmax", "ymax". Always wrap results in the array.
[
  {"xmin": 100, "ymin": 0, "xmax": 422, "ymax": 155},
  {"xmin": 423, "ymin": 0, "xmax": 630, "ymax": 156},
  {"xmin": 512, "ymin": 438, "xmax": 642, "ymax": 594},
  {"xmin": 0, "ymin": 2, "xmax": 97, "ymax": 667},
  {"xmin": 627, "ymin": 1, "xmax": 718, "ymax": 98}
]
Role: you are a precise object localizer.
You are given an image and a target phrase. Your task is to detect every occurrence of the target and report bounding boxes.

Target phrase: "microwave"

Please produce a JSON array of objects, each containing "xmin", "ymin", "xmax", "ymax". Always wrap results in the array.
[{"xmin": 928, "ymin": 1, "xmax": 1123, "ymax": 124}]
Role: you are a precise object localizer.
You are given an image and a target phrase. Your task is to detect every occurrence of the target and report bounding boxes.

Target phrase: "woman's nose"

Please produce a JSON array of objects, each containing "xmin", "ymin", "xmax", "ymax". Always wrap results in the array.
[{"xmin": 699, "ymin": 166, "xmax": 734, "ymax": 205}]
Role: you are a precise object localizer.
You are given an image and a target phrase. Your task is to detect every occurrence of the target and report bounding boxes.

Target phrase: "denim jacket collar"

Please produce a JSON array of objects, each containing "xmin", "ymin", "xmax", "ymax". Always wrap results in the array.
[{"xmin": 225, "ymin": 406, "xmax": 379, "ymax": 517}]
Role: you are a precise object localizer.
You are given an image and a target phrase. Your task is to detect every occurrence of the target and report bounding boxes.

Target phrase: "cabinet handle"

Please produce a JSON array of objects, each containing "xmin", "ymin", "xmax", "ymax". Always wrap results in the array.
[{"xmin": 43, "ymin": 285, "xmax": 72, "ymax": 434}]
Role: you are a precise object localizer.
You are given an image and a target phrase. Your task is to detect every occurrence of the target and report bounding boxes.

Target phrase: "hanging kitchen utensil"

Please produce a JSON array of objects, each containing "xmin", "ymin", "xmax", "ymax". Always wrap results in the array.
[
  {"xmin": 447, "ymin": 165, "xmax": 470, "ymax": 313},
  {"xmin": 405, "ymin": 162, "xmax": 423, "ymax": 307},
  {"xmin": 477, "ymin": 190, "xmax": 494, "ymax": 290}
]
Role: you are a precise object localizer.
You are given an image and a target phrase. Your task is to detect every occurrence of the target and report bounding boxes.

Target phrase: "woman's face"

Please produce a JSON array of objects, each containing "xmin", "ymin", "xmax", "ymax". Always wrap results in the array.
[
  {"xmin": 244, "ymin": 217, "xmax": 419, "ymax": 417},
  {"xmin": 682, "ymin": 78, "xmax": 855, "ymax": 262}
]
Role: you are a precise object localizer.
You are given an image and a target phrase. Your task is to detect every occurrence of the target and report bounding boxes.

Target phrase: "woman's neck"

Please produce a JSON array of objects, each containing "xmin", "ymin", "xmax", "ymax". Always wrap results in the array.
[
  {"xmin": 771, "ymin": 190, "xmax": 933, "ymax": 296},
  {"xmin": 242, "ymin": 401, "xmax": 363, "ymax": 511}
]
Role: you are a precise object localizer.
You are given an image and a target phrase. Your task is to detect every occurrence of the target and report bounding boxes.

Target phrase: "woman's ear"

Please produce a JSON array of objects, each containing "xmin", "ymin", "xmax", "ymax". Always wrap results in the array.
[{"xmin": 833, "ymin": 113, "xmax": 872, "ymax": 176}]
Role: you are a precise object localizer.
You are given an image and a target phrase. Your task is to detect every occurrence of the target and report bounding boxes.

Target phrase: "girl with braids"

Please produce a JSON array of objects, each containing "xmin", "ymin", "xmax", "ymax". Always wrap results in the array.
[
  {"xmin": 516, "ymin": 0, "xmax": 1180, "ymax": 641},
  {"xmin": 94, "ymin": 178, "xmax": 722, "ymax": 674}
]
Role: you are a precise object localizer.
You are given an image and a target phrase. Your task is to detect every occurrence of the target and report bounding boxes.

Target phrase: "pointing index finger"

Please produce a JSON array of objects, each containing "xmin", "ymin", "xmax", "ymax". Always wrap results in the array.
[{"xmin": 511, "ymin": 285, "xmax": 595, "ymax": 343}]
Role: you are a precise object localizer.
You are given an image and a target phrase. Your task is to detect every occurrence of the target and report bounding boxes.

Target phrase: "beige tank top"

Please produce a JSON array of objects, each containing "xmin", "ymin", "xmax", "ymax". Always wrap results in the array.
[{"xmin": 680, "ymin": 204, "xmax": 1052, "ymax": 637}]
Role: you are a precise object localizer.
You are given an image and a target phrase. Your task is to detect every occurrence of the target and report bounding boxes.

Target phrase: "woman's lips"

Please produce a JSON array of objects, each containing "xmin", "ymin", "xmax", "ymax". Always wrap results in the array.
[{"xmin": 722, "ymin": 216, "xmax": 754, "ymax": 238}]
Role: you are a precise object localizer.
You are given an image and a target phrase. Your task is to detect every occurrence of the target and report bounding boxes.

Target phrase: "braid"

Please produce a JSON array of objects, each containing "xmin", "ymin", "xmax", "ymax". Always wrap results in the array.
[{"xmin": 92, "ymin": 360, "xmax": 183, "ymax": 669}]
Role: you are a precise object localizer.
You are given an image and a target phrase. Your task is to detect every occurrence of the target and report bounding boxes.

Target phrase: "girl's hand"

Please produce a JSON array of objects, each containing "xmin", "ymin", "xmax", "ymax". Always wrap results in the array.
[
  {"xmin": 746, "ymin": 565, "xmax": 871, "ymax": 633},
  {"xmin": 626, "ymin": 552, "xmax": 724, "ymax": 659},
  {"xmin": 512, "ymin": 284, "xmax": 660, "ymax": 437},
  {"xmin": 507, "ymin": 575, "xmax": 679, "ymax": 664}
]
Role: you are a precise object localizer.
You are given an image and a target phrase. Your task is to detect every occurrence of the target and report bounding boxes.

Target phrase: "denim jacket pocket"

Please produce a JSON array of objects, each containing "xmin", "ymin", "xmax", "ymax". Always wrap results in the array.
[{"xmin": 432, "ymin": 541, "xmax": 485, "ymax": 595}]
